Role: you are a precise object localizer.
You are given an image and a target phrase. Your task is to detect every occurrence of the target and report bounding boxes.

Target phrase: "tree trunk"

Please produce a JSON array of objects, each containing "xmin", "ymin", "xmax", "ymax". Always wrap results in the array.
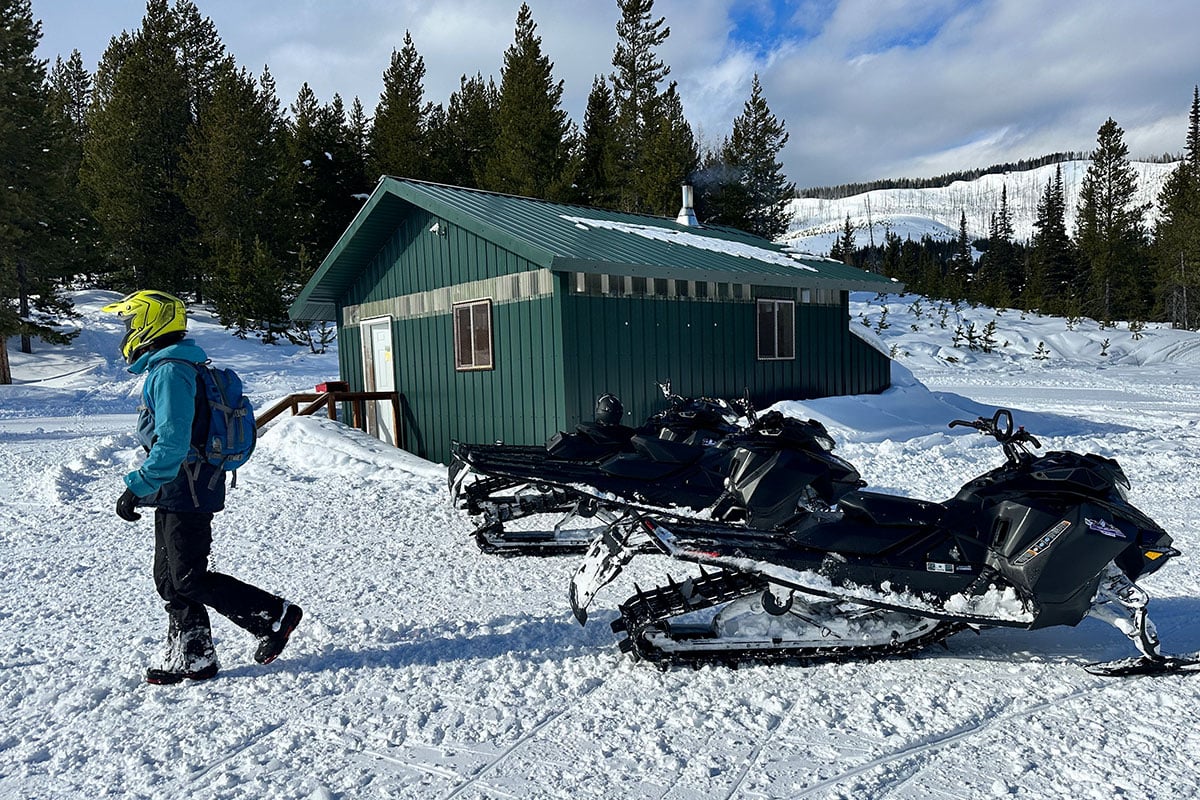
[
  {"xmin": 17, "ymin": 260, "xmax": 32, "ymax": 354},
  {"xmin": 0, "ymin": 336, "xmax": 11, "ymax": 385}
]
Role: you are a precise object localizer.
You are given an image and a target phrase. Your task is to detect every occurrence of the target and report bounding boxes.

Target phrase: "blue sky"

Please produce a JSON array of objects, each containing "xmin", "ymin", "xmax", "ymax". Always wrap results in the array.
[{"xmin": 32, "ymin": 0, "xmax": 1200, "ymax": 188}]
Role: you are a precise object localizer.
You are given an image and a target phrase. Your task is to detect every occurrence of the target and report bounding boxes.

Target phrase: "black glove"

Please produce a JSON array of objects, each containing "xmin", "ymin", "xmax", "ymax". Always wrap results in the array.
[{"xmin": 116, "ymin": 488, "xmax": 142, "ymax": 522}]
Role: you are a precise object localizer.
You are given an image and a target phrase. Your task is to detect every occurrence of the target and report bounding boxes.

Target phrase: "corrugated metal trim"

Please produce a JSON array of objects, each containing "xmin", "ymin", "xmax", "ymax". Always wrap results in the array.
[
  {"xmin": 550, "ymin": 256, "xmax": 893, "ymax": 292},
  {"xmin": 342, "ymin": 268, "xmax": 554, "ymax": 325},
  {"xmin": 566, "ymin": 273, "xmax": 839, "ymax": 305}
]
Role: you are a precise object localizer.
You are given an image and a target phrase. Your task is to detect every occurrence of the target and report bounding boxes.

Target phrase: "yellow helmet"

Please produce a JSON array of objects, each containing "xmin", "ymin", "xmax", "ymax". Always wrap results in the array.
[{"xmin": 101, "ymin": 290, "xmax": 189, "ymax": 363}]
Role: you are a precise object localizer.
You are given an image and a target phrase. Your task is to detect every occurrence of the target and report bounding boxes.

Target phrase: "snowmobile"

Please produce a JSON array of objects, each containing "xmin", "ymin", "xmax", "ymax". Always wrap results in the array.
[
  {"xmin": 449, "ymin": 386, "xmax": 749, "ymax": 555},
  {"xmin": 451, "ymin": 400, "xmax": 863, "ymax": 556},
  {"xmin": 569, "ymin": 409, "xmax": 1191, "ymax": 677}
]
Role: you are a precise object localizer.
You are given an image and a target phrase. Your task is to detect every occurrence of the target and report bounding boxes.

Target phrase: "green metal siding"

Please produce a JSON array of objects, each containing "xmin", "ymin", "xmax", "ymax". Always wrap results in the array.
[
  {"xmin": 341, "ymin": 207, "xmax": 539, "ymax": 308},
  {"xmin": 559, "ymin": 291, "xmax": 889, "ymax": 428},
  {"xmin": 336, "ymin": 215, "xmax": 565, "ymax": 465},
  {"xmin": 338, "ymin": 324, "xmax": 363, "ymax": 391},
  {"xmin": 386, "ymin": 297, "xmax": 563, "ymax": 464}
]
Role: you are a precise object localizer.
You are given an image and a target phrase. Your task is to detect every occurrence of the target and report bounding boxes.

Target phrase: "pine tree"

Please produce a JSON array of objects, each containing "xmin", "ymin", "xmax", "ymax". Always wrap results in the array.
[
  {"xmin": 47, "ymin": 50, "xmax": 90, "ymax": 139},
  {"xmin": 1027, "ymin": 164, "xmax": 1077, "ymax": 313},
  {"xmin": 346, "ymin": 96, "xmax": 372, "ymax": 190},
  {"xmin": 80, "ymin": 0, "xmax": 202, "ymax": 295},
  {"xmin": 831, "ymin": 214, "xmax": 855, "ymax": 264},
  {"xmin": 976, "ymin": 186, "xmax": 1015, "ymax": 308},
  {"xmin": 45, "ymin": 50, "xmax": 101, "ymax": 282},
  {"xmin": 483, "ymin": 3, "xmax": 571, "ymax": 200},
  {"xmin": 169, "ymin": 0, "xmax": 226, "ymax": 119},
  {"xmin": 707, "ymin": 74, "xmax": 795, "ymax": 239},
  {"xmin": 441, "ymin": 73, "xmax": 498, "ymax": 189},
  {"xmin": 180, "ymin": 63, "xmax": 289, "ymax": 335},
  {"xmin": 576, "ymin": 75, "xmax": 621, "ymax": 208},
  {"xmin": 368, "ymin": 31, "xmax": 431, "ymax": 180},
  {"xmin": 1075, "ymin": 117, "xmax": 1150, "ymax": 322},
  {"xmin": 942, "ymin": 210, "xmax": 972, "ymax": 299},
  {"xmin": 1, "ymin": 0, "xmax": 79, "ymax": 381},
  {"xmin": 1152, "ymin": 86, "xmax": 1200, "ymax": 329},
  {"xmin": 610, "ymin": 0, "xmax": 671, "ymax": 212},
  {"xmin": 881, "ymin": 229, "xmax": 906, "ymax": 281},
  {"xmin": 633, "ymin": 82, "xmax": 698, "ymax": 216},
  {"xmin": 287, "ymin": 86, "xmax": 363, "ymax": 268}
]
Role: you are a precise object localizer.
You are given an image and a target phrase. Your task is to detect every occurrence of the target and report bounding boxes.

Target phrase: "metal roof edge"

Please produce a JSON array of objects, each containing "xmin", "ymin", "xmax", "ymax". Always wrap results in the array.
[{"xmin": 289, "ymin": 178, "xmax": 400, "ymax": 321}]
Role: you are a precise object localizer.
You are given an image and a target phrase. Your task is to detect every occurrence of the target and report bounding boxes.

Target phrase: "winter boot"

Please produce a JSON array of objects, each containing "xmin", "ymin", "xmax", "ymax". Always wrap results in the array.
[
  {"xmin": 254, "ymin": 602, "xmax": 303, "ymax": 665},
  {"xmin": 146, "ymin": 618, "xmax": 219, "ymax": 685}
]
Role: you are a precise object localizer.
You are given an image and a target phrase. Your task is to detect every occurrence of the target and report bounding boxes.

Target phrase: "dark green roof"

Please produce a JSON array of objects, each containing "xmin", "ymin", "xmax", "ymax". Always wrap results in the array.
[{"xmin": 290, "ymin": 177, "xmax": 898, "ymax": 321}]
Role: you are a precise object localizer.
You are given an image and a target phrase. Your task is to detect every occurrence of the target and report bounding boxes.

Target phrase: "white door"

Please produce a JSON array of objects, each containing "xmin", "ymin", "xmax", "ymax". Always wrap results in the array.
[{"xmin": 363, "ymin": 318, "xmax": 397, "ymax": 446}]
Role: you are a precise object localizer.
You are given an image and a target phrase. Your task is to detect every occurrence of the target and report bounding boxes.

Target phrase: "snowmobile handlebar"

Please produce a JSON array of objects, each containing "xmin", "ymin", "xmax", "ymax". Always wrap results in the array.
[{"xmin": 949, "ymin": 409, "xmax": 1042, "ymax": 464}]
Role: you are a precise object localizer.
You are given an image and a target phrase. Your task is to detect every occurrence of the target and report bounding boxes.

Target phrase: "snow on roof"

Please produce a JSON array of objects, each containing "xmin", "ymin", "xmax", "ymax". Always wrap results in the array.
[{"xmin": 560, "ymin": 215, "xmax": 820, "ymax": 273}]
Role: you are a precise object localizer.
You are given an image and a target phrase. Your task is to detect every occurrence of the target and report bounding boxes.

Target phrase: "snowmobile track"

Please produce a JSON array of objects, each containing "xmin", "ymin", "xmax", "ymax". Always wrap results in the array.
[
  {"xmin": 616, "ymin": 569, "xmax": 967, "ymax": 669},
  {"xmin": 790, "ymin": 684, "xmax": 1106, "ymax": 798},
  {"xmin": 439, "ymin": 678, "xmax": 605, "ymax": 799},
  {"xmin": 721, "ymin": 693, "xmax": 798, "ymax": 800}
]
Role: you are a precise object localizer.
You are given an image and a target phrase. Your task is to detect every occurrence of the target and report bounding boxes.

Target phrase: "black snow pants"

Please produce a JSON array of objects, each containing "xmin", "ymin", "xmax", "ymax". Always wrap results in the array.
[{"xmin": 153, "ymin": 510, "xmax": 285, "ymax": 642}]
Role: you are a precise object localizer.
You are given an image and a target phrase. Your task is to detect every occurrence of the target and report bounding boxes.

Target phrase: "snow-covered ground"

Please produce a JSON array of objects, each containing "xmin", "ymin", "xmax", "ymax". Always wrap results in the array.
[
  {"xmin": 783, "ymin": 160, "xmax": 1178, "ymax": 256},
  {"xmin": 3, "ymin": 291, "xmax": 1200, "ymax": 799}
]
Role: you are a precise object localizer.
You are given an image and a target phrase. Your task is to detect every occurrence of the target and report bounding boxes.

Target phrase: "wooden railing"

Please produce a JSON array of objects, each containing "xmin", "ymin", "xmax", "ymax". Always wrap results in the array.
[{"xmin": 256, "ymin": 390, "xmax": 405, "ymax": 449}]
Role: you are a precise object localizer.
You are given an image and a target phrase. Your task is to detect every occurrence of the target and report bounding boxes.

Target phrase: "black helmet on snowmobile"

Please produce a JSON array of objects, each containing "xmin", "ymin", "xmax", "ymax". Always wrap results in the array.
[{"xmin": 594, "ymin": 393, "xmax": 624, "ymax": 426}]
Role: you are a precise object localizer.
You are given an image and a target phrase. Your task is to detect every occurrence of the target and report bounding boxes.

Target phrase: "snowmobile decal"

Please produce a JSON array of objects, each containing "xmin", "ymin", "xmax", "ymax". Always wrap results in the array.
[
  {"xmin": 1013, "ymin": 520, "xmax": 1071, "ymax": 565},
  {"xmin": 1085, "ymin": 517, "xmax": 1126, "ymax": 539}
]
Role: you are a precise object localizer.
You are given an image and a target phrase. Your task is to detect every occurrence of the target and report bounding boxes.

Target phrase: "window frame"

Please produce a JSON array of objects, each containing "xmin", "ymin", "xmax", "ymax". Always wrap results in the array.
[
  {"xmin": 453, "ymin": 298, "xmax": 494, "ymax": 371},
  {"xmin": 756, "ymin": 298, "xmax": 796, "ymax": 361}
]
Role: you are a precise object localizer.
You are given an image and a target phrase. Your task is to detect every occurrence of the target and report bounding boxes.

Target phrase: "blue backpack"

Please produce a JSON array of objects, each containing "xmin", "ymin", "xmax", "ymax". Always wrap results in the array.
[{"xmin": 167, "ymin": 359, "xmax": 257, "ymax": 482}]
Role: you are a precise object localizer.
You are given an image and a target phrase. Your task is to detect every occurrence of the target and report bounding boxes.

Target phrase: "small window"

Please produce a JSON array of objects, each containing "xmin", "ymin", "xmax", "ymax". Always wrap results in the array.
[
  {"xmin": 631, "ymin": 276, "xmax": 648, "ymax": 296},
  {"xmin": 800, "ymin": 288, "xmax": 812, "ymax": 304},
  {"xmin": 454, "ymin": 299, "xmax": 493, "ymax": 371},
  {"xmin": 757, "ymin": 299, "xmax": 795, "ymax": 360},
  {"xmin": 653, "ymin": 278, "xmax": 669, "ymax": 296}
]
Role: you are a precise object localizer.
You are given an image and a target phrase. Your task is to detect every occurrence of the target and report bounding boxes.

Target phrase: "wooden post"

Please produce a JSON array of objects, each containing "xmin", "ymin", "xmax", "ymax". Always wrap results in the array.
[
  {"xmin": 326, "ymin": 394, "xmax": 337, "ymax": 420},
  {"xmin": 391, "ymin": 393, "xmax": 402, "ymax": 448}
]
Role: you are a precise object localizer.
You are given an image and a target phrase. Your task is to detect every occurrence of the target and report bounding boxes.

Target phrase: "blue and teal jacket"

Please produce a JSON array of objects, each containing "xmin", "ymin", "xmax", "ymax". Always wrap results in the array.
[{"xmin": 125, "ymin": 338, "xmax": 226, "ymax": 513}]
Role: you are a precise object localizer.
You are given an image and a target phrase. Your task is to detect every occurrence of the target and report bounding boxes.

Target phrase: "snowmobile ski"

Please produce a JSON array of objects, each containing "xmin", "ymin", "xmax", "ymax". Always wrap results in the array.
[{"xmin": 1083, "ymin": 655, "xmax": 1200, "ymax": 677}]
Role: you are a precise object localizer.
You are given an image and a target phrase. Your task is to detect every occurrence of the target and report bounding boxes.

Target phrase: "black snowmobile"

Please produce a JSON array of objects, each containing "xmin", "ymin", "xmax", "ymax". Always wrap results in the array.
[
  {"xmin": 449, "ymin": 387, "xmax": 748, "ymax": 555},
  {"xmin": 570, "ymin": 409, "xmax": 1190, "ymax": 677},
  {"xmin": 451, "ymin": 399, "xmax": 863, "ymax": 556}
]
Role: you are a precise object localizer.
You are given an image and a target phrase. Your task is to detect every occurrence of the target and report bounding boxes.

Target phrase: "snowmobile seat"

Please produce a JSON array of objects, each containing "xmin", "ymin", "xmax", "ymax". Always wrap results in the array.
[
  {"xmin": 629, "ymin": 434, "xmax": 705, "ymax": 465},
  {"xmin": 576, "ymin": 421, "xmax": 637, "ymax": 447},
  {"xmin": 837, "ymin": 490, "xmax": 944, "ymax": 528},
  {"xmin": 545, "ymin": 423, "xmax": 635, "ymax": 461}
]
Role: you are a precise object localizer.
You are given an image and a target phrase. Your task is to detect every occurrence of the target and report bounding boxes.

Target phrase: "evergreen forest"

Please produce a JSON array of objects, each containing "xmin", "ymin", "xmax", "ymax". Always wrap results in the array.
[{"xmin": 3, "ymin": 0, "xmax": 1200, "ymax": 383}]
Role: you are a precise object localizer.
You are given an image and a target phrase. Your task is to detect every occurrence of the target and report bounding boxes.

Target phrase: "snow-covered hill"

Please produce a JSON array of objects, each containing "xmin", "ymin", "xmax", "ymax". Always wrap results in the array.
[
  {"xmin": 784, "ymin": 160, "xmax": 1179, "ymax": 256},
  {"xmin": 3, "ymin": 292, "xmax": 1200, "ymax": 798}
]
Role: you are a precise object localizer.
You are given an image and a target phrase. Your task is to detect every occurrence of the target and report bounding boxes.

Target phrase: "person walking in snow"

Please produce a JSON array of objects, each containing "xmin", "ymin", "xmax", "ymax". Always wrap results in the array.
[{"xmin": 103, "ymin": 290, "xmax": 303, "ymax": 685}]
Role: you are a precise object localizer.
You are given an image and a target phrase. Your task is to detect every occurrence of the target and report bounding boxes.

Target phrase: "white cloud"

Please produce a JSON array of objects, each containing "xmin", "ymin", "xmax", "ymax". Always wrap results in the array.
[{"xmin": 32, "ymin": 0, "xmax": 1200, "ymax": 188}]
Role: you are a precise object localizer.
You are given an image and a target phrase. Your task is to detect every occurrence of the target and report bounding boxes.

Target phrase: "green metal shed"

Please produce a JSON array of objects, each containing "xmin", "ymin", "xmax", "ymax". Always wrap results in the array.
[{"xmin": 290, "ymin": 177, "xmax": 899, "ymax": 464}]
